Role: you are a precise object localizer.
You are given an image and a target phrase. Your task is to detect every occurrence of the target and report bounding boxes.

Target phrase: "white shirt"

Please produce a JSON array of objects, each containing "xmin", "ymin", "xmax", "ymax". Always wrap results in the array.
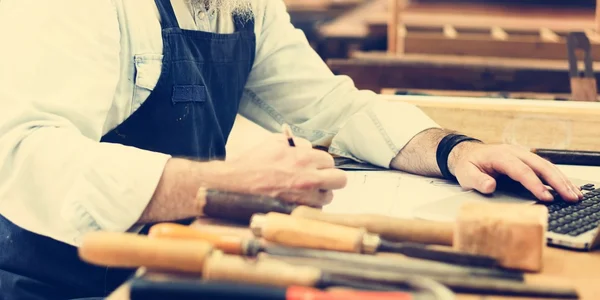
[{"xmin": 0, "ymin": 0, "xmax": 439, "ymax": 246}]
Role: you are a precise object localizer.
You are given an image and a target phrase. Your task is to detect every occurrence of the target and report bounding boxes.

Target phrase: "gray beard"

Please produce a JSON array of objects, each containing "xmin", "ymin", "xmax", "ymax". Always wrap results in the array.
[{"xmin": 187, "ymin": 0, "xmax": 253, "ymax": 19}]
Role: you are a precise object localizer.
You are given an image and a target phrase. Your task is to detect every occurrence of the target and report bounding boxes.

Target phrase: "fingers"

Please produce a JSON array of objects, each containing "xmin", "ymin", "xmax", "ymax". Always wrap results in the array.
[
  {"xmin": 455, "ymin": 163, "xmax": 496, "ymax": 194},
  {"xmin": 293, "ymin": 168, "xmax": 348, "ymax": 191},
  {"xmin": 285, "ymin": 169, "xmax": 347, "ymax": 207},
  {"xmin": 513, "ymin": 150, "xmax": 582, "ymax": 202},
  {"xmin": 491, "ymin": 154, "xmax": 554, "ymax": 202}
]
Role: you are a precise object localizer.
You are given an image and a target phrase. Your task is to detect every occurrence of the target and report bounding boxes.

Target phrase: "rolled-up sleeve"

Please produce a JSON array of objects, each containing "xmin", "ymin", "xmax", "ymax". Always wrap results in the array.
[
  {"xmin": 0, "ymin": 0, "xmax": 170, "ymax": 245},
  {"xmin": 239, "ymin": 0, "xmax": 440, "ymax": 168}
]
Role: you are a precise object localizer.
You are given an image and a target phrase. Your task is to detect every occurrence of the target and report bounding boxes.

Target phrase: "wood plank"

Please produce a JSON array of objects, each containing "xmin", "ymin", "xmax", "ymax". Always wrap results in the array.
[
  {"xmin": 366, "ymin": 1, "xmax": 596, "ymax": 43},
  {"xmin": 319, "ymin": 0, "xmax": 387, "ymax": 39},
  {"xmin": 381, "ymin": 88, "xmax": 575, "ymax": 100},
  {"xmin": 382, "ymin": 94, "xmax": 600, "ymax": 151},
  {"xmin": 327, "ymin": 51, "xmax": 600, "ymax": 94},
  {"xmin": 400, "ymin": 27, "xmax": 600, "ymax": 60},
  {"xmin": 284, "ymin": 0, "xmax": 364, "ymax": 12}
]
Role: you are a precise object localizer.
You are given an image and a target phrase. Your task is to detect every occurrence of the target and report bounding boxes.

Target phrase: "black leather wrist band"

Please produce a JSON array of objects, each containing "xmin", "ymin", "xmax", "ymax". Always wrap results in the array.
[{"xmin": 436, "ymin": 134, "xmax": 482, "ymax": 180}]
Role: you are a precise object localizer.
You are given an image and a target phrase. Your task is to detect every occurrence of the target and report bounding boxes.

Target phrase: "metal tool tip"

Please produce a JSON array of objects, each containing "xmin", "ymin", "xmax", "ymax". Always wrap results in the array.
[{"xmin": 249, "ymin": 214, "xmax": 266, "ymax": 237}]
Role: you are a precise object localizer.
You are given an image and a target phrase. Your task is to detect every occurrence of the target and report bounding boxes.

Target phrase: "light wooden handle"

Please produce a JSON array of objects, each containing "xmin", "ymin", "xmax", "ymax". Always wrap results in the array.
[
  {"xmin": 292, "ymin": 206, "xmax": 454, "ymax": 246},
  {"xmin": 203, "ymin": 252, "xmax": 322, "ymax": 287},
  {"xmin": 570, "ymin": 78, "xmax": 598, "ymax": 102},
  {"xmin": 148, "ymin": 223, "xmax": 244, "ymax": 255},
  {"xmin": 79, "ymin": 231, "xmax": 213, "ymax": 274},
  {"xmin": 250, "ymin": 212, "xmax": 368, "ymax": 253}
]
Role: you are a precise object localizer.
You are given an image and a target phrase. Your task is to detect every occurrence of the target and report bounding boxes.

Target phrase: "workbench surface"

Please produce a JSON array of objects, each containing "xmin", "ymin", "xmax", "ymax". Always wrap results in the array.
[{"xmin": 105, "ymin": 107, "xmax": 600, "ymax": 300}]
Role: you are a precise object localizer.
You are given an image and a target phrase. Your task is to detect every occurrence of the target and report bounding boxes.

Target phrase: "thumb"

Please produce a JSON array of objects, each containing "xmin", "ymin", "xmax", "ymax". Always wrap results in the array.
[{"xmin": 455, "ymin": 163, "xmax": 496, "ymax": 194}]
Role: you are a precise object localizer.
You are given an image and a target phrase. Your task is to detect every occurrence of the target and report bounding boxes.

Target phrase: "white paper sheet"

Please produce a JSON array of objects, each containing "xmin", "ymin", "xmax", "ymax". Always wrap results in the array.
[
  {"xmin": 324, "ymin": 165, "xmax": 600, "ymax": 219},
  {"xmin": 323, "ymin": 170, "xmax": 468, "ymax": 219}
]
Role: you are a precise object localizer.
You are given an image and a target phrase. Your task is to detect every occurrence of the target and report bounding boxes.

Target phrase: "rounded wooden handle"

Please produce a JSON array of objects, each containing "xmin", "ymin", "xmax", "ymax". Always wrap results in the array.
[
  {"xmin": 250, "ymin": 212, "xmax": 366, "ymax": 253},
  {"xmin": 79, "ymin": 231, "xmax": 213, "ymax": 274},
  {"xmin": 292, "ymin": 206, "xmax": 454, "ymax": 246},
  {"xmin": 148, "ymin": 223, "xmax": 244, "ymax": 255},
  {"xmin": 203, "ymin": 251, "xmax": 322, "ymax": 287}
]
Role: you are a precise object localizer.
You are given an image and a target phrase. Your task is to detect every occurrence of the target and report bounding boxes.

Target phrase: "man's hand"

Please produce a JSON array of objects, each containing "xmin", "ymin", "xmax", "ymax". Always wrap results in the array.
[
  {"xmin": 138, "ymin": 134, "xmax": 346, "ymax": 224},
  {"xmin": 448, "ymin": 142, "xmax": 584, "ymax": 202},
  {"xmin": 218, "ymin": 134, "xmax": 347, "ymax": 207}
]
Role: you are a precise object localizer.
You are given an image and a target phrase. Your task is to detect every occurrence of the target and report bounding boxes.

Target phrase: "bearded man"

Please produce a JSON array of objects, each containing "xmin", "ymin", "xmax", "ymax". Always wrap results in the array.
[{"xmin": 0, "ymin": 0, "xmax": 583, "ymax": 299}]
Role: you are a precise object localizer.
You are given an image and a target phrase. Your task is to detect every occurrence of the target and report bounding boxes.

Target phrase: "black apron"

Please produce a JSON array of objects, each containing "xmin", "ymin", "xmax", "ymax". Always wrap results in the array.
[{"xmin": 0, "ymin": 0, "xmax": 256, "ymax": 298}]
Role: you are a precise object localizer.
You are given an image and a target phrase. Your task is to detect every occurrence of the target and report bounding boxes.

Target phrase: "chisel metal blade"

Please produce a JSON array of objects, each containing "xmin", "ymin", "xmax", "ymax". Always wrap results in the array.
[
  {"xmin": 377, "ymin": 240, "xmax": 499, "ymax": 268},
  {"xmin": 259, "ymin": 243, "xmax": 523, "ymax": 282}
]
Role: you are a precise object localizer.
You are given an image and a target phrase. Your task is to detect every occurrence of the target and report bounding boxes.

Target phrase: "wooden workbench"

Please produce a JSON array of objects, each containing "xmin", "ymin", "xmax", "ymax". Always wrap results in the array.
[
  {"xmin": 105, "ymin": 217, "xmax": 600, "ymax": 300},
  {"xmin": 105, "ymin": 96, "xmax": 600, "ymax": 300}
]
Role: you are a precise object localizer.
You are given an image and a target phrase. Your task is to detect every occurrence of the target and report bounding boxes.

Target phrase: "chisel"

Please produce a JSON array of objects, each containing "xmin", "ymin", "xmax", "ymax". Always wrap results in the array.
[
  {"xmin": 129, "ymin": 278, "xmax": 424, "ymax": 300},
  {"xmin": 148, "ymin": 223, "xmax": 523, "ymax": 282},
  {"xmin": 250, "ymin": 213, "xmax": 498, "ymax": 268},
  {"xmin": 290, "ymin": 206, "xmax": 454, "ymax": 246},
  {"xmin": 267, "ymin": 255, "xmax": 579, "ymax": 299},
  {"xmin": 195, "ymin": 188, "xmax": 299, "ymax": 223},
  {"xmin": 78, "ymin": 232, "xmax": 431, "ymax": 294}
]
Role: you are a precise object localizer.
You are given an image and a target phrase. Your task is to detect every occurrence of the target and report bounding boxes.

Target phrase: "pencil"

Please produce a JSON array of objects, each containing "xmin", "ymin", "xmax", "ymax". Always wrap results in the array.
[{"xmin": 282, "ymin": 124, "xmax": 296, "ymax": 147}]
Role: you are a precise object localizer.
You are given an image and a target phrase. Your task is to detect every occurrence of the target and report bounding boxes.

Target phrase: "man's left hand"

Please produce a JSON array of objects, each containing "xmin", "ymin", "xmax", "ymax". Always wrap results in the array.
[{"xmin": 448, "ymin": 142, "xmax": 584, "ymax": 202}]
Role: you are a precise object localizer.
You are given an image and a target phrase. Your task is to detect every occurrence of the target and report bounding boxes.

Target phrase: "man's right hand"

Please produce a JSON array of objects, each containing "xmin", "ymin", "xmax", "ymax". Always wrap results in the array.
[
  {"xmin": 138, "ymin": 134, "xmax": 347, "ymax": 224},
  {"xmin": 218, "ymin": 134, "xmax": 347, "ymax": 207}
]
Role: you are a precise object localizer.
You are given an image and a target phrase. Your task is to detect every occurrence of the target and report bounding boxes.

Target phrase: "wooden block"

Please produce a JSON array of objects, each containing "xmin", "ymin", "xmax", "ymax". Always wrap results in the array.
[
  {"xmin": 453, "ymin": 202, "xmax": 548, "ymax": 272},
  {"xmin": 571, "ymin": 78, "xmax": 598, "ymax": 101}
]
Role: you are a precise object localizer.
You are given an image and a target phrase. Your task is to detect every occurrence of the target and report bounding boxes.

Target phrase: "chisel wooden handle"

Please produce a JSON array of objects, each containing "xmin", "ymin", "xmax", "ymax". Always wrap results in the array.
[
  {"xmin": 148, "ymin": 223, "xmax": 244, "ymax": 255},
  {"xmin": 203, "ymin": 251, "xmax": 322, "ymax": 287},
  {"xmin": 198, "ymin": 188, "xmax": 298, "ymax": 222},
  {"xmin": 78, "ymin": 231, "xmax": 213, "ymax": 274},
  {"xmin": 250, "ymin": 213, "xmax": 379, "ymax": 253},
  {"xmin": 292, "ymin": 206, "xmax": 454, "ymax": 246}
]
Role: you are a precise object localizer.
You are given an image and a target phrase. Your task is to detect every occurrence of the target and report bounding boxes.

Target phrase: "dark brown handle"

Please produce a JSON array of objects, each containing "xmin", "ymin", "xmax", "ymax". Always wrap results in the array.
[
  {"xmin": 198, "ymin": 188, "xmax": 298, "ymax": 222},
  {"xmin": 78, "ymin": 231, "xmax": 213, "ymax": 274},
  {"xmin": 292, "ymin": 206, "xmax": 454, "ymax": 246}
]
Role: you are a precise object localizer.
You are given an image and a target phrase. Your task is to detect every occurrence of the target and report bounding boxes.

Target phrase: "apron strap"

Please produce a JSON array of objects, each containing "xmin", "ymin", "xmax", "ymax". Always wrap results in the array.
[
  {"xmin": 233, "ymin": 14, "xmax": 255, "ymax": 33},
  {"xmin": 154, "ymin": 0, "xmax": 181, "ymax": 29}
]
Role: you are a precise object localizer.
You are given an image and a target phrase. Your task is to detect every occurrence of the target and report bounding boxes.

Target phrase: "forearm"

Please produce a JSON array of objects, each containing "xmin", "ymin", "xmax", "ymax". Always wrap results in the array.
[
  {"xmin": 390, "ymin": 128, "xmax": 468, "ymax": 177},
  {"xmin": 136, "ymin": 158, "xmax": 229, "ymax": 224}
]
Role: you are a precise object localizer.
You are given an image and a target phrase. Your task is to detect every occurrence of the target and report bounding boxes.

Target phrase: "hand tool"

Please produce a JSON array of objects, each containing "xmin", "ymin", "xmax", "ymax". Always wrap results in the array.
[
  {"xmin": 78, "ymin": 231, "xmax": 213, "ymax": 273},
  {"xmin": 531, "ymin": 148, "xmax": 600, "ymax": 166},
  {"xmin": 148, "ymin": 223, "xmax": 523, "ymax": 282},
  {"xmin": 290, "ymin": 206, "xmax": 454, "ymax": 245},
  {"xmin": 267, "ymin": 254, "xmax": 579, "ymax": 299},
  {"xmin": 250, "ymin": 212, "xmax": 498, "ymax": 268},
  {"xmin": 129, "ymin": 278, "xmax": 425, "ymax": 300},
  {"xmin": 567, "ymin": 32, "xmax": 597, "ymax": 102},
  {"xmin": 79, "ymin": 231, "xmax": 447, "ymax": 296},
  {"xmin": 196, "ymin": 187, "xmax": 298, "ymax": 223},
  {"xmin": 455, "ymin": 202, "xmax": 547, "ymax": 272}
]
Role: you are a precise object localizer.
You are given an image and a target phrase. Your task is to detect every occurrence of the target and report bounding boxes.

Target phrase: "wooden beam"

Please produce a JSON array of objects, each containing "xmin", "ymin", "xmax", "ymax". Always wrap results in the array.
[
  {"xmin": 596, "ymin": 0, "xmax": 600, "ymax": 33},
  {"xmin": 328, "ymin": 52, "xmax": 600, "ymax": 94},
  {"xmin": 381, "ymin": 95, "xmax": 600, "ymax": 151},
  {"xmin": 388, "ymin": 0, "xmax": 398, "ymax": 53}
]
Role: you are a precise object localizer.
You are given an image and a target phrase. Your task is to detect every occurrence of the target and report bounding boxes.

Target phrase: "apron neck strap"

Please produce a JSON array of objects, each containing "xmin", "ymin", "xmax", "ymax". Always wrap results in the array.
[
  {"xmin": 155, "ymin": 0, "xmax": 181, "ymax": 29},
  {"xmin": 233, "ymin": 14, "xmax": 255, "ymax": 33}
]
